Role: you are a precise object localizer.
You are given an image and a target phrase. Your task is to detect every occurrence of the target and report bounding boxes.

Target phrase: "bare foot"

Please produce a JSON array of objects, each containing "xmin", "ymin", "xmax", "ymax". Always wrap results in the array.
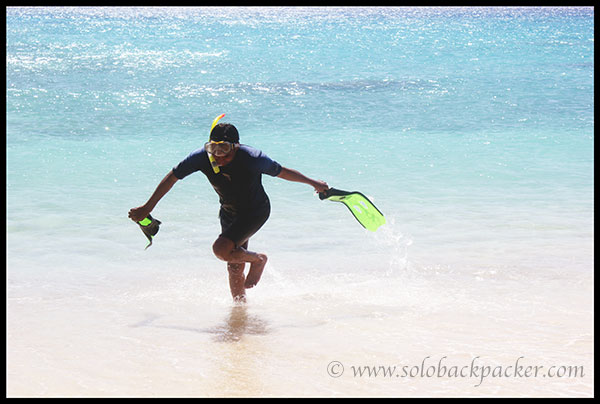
[
  {"xmin": 244, "ymin": 254, "xmax": 267, "ymax": 288},
  {"xmin": 232, "ymin": 294, "xmax": 247, "ymax": 304}
]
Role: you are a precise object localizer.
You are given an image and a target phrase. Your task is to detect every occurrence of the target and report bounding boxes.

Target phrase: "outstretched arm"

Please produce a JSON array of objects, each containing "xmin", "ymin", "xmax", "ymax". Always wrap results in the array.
[
  {"xmin": 128, "ymin": 170, "xmax": 179, "ymax": 222},
  {"xmin": 277, "ymin": 166, "xmax": 329, "ymax": 193}
]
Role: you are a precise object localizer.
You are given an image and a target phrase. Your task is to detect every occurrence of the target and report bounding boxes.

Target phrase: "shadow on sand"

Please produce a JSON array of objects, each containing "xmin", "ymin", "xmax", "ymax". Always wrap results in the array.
[{"xmin": 129, "ymin": 304, "xmax": 269, "ymax": 343}]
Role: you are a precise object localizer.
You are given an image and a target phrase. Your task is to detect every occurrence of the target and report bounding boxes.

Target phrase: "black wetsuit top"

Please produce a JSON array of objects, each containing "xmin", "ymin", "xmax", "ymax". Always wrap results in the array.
[{"xmin": 173, "ymin": 144, "xmax": 282, "ymax": 216}]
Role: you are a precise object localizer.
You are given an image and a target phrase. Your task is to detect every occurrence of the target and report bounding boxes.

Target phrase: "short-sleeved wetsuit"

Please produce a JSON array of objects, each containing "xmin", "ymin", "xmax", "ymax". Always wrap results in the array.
[{"xmin": 173, "ymin": 145, "xmax": 283, "ymax": 247}]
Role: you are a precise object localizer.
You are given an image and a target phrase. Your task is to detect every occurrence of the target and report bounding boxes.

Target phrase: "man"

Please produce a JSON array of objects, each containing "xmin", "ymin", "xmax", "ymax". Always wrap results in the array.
[{"xmin": 128, "ymin": 122, "xmax": 329, "ymax": 302}]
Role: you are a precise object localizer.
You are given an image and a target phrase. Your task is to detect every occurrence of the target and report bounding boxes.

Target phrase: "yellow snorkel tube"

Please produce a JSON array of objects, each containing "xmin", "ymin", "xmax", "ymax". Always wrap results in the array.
[{"xmin": 208, "ymin": 113, "xmax": 226, "ymax": 174}]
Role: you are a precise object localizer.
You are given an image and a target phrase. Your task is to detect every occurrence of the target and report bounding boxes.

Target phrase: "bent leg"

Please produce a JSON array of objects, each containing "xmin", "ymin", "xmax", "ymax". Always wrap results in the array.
[
  {"xmin": 244, "ymin": 254, "xmax": 267, "ymax": 289},
  {"xmin": 217, "ymin": 208, "xmax": 271, "ymax": 292},
  {"xmin": 214, "ymin": 237, "xmax": 267, "ymax": 293},
  {"xmin": 213, "ymin": 236, "xmax": 264, "ymax": 263}
]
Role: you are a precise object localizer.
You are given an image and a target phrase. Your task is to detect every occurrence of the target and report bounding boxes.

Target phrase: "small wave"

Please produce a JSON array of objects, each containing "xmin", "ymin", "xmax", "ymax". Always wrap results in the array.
[
  {"xmin": 170, "ymin": 78, "xmax": 446, "ymax": 99},
  {"xmin": 7, "ymin": 44, "xmax": 227, "ymax": 73}
]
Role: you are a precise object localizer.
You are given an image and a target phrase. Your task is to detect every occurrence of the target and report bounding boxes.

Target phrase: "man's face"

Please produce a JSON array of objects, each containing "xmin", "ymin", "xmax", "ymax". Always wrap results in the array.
[
  {"xmin": 212, "ymin": 146, "xmax": 237, "ymax": 167},
  {"xmin": 206, "ymin": 141, "xmax": 238, "ymax": 167}
]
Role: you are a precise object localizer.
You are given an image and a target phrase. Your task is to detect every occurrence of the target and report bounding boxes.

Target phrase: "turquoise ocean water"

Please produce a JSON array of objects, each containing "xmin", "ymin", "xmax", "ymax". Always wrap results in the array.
[{"xmin": 7, "ymin": 7, "xmax": 594, "ymax": 397}]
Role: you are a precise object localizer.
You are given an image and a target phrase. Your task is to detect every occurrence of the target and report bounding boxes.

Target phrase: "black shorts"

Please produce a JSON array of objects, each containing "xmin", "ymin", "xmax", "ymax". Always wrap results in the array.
[{"xmin": 219, "ymin": 204, "xmax": 270, "ymax": 248}]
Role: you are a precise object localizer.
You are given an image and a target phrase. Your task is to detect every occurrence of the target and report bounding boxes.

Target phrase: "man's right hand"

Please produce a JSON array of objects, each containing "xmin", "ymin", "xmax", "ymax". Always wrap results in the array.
[{"xmin": 128, "ymin": 205, "xmax": 151, "ymax": 223}]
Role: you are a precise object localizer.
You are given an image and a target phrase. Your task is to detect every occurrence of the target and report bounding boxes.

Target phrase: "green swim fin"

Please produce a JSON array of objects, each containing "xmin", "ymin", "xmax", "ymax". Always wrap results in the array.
[
  {"xmin": 137, "ymin": 214, "xmax": 162, "ymax": 250},
  {"xmin": 319, "ymin": 188, "xmax": 385, "ymax": 232}
]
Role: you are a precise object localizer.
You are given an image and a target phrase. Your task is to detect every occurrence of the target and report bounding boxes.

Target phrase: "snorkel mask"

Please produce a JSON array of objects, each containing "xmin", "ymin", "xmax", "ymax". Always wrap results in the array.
[{"xmin": 205, "ymin": 140, "xmax": 235, "ymax": 157}]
